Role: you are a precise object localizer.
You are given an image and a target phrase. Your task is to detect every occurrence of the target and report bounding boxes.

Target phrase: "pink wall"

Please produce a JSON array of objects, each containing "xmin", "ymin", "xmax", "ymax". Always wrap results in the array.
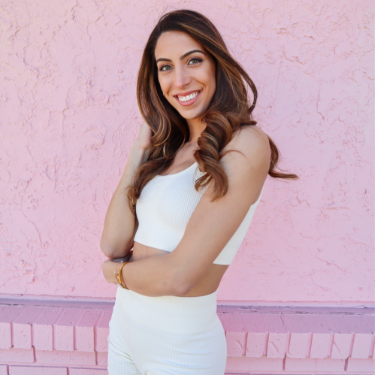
[{"xmin": 0, "ymin": 0, "xmax": 373, "ymax": 304}]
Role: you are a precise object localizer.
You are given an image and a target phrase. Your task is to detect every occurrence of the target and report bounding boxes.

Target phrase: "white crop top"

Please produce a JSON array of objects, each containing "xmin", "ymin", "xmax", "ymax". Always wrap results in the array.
[{"xmin": 134, "ymin": 161, "xmax": 264, "ymax": 265}]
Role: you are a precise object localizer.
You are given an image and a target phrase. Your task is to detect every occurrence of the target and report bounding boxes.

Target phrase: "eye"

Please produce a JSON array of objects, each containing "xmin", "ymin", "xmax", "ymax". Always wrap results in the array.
[
  {"xmin": 159, "ymin": 64, "xmax": 172, "ymax": 72},
  {"xmin": 188, "ymin": 58, "xmax": 202, "ymax": 65},
  {"xmin": 158, "ymin": 58, "xmax": 203, "ymax": 72}
]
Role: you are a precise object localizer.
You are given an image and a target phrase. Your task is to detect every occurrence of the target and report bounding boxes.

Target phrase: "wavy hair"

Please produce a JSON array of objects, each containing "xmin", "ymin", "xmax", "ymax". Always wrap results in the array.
[{"xmin": 127, "ymin": 9, "xmax": 298, "ymax": 229}]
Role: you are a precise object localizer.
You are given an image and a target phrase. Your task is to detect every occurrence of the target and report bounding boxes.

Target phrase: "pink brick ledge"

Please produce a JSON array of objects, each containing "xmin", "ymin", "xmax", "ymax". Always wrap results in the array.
[
  {"xmin": 0, "ymin": 300, "xmax": 373, "ymax": 374},
  {"xmin": 0, "ymin": 365, "xmax": 108, "ymax": 374}
]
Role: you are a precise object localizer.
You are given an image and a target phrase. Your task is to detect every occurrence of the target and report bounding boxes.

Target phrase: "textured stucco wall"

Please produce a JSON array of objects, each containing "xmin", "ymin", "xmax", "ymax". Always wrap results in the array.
[{"xmin": 0, "ymin": 0, "xmax": 373, "ymax": 302}]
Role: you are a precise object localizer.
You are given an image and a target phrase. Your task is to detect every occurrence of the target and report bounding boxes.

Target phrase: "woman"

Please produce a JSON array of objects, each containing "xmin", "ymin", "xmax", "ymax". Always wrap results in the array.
[{"xmin": 101, "ymin": 9, "xmax": 298, "ymax": 375}]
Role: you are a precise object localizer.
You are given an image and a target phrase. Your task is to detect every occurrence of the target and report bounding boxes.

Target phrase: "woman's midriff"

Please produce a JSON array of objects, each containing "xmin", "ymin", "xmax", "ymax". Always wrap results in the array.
[{"xmin": 131, "ymin": 241, "xmax": 229, "ymax": 297}]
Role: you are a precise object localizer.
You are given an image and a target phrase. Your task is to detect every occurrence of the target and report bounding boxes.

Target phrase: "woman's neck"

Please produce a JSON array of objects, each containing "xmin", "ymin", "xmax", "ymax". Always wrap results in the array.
[{"xmin": 186, "ymin": 117, "xmax": 207, "ymax": 143}]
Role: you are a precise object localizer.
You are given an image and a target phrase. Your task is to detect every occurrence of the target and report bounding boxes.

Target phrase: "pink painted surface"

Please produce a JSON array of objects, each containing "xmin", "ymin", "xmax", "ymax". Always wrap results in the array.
[
  {"xmin": 94, "ymin": 309, "xmax": 112, "ymax": 353},
  {"xmin": 246, "ymin": 333, "xmax": 267, "ymax": 358},
  {"xmin": 54, "ymin": 309, "xmax": 84, "ymax": 351},
  {"xmin": 69, "ymin": 370, "xmax": 107, "ymax": 375},
  {"xmin": 0, "ymin": 348, "xmax": 34, "ymax": 363},
  {"xmin": 33, "ymin": 307, "xmax": 64, "ymax": 351},
  {"xmin": 8, "ymin": 367, "xmax": 68, "ymax": 375},
  {"xmin": 284, "ymin": 358, "xmax": 346, "ymax": 372},
  {"xmin": 0, "ymin": 0, "xmax": 373, "ymax": 306},
  {"xmin": 12, "ymin": 306, "xmax": 44, "ymax": 349},
  {"xmin": 0, "ymin": 303, "xmax": 373, "ymax": 373},
  {"xmin": 226, "ymin": 332, "xmax": 247, "ymax": 357},
  {"xmin": 75, "ymin": 309, "xmax": 102, "ymax": 352},
  {"xmin": 96, "ymin": 352, "xmax": 108, "ymax": 368},
  {"xmin": 0, "ymin": 306, "xmax": 24, "ymax": 349},
  {"xmin": 35, "ymin": 350, "xmax": 96, "ymax": 366},
  {"xmin": 286, "ymin": 333, "xmax": 311, "ymax": 358}
]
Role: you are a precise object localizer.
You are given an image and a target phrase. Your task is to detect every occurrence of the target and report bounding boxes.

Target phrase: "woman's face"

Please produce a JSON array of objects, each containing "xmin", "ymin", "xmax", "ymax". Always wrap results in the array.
[{"xmin": 155, "ymin": 31, "xmax": 216, "ymax": 121}]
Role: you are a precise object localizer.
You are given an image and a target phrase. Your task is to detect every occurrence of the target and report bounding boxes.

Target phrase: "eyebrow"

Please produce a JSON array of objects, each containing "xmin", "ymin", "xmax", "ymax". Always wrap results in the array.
[{"xmin": 156, "ymin": 49, "xmax": 206, "ymax": 64}]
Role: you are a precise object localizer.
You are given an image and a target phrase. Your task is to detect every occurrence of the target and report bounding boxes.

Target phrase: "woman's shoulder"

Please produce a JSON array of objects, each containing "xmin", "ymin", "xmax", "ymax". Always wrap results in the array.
[
  {"xmin": 230, "ymin": 125, "xmax": 269, "ymax": 148},
  {"xmin": 222, "ymin": 125, "xmax": 270, "ymax": 169}
]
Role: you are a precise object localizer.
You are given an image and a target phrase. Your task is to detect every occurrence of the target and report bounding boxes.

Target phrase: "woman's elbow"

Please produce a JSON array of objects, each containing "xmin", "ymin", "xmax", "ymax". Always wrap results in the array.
[
  {"xmin": 100, "ymin": 240, "xmax": 132, "ymax": 259},
  {"xmin": 100, "ymin": 246, "xmax": 114, "ymax": 258},
  {"xmin": 170, "ymin": 271, "xmax": 192, "ymax": 296}
]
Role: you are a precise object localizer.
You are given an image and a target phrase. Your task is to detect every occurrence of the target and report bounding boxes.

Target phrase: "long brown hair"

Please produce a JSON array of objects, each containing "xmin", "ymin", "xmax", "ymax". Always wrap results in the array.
[{"xmin": 127, "ymin": 9, "xmax": 298, "ymax": 224}]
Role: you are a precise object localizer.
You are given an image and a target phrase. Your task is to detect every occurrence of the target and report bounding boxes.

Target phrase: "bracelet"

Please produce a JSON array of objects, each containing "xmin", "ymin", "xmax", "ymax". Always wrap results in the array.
[
  {"xmin": 118, "ymin": 261, "xmax": 130, "ymax": 289},
  {"xmin": 114, "ymin": 262, "xmax": 123, "ymax": 286}
]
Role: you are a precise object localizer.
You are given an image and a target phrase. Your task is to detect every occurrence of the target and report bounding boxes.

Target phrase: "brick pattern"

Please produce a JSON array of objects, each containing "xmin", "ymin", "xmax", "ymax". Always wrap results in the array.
[
  {"xmin": 0, "ymin": 304, "xmax": 374, "ymax": 374},
  {"xmin": 0, "ymin": 305, "xmax": 111, "ymax": 373},
  {"xmin": 225, "ymin": 331, "xmax": 375, "ymax": 373}
]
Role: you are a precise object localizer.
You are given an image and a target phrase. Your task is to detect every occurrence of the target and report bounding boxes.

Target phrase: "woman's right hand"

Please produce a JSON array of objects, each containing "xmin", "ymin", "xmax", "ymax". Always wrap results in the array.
[{"xmin": 135, "ymin": 121, "xmax": 153, "ymax": 151}]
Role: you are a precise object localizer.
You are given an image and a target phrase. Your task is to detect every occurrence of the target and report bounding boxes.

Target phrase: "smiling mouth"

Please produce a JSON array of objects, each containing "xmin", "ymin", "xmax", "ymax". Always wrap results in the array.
[{"xmin": 174, "ymin": 90, "xmax": 202, "ymax": 106}]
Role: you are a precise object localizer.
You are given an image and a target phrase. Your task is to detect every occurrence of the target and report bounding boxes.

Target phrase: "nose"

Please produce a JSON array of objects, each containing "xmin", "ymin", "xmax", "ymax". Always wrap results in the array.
[{"xmin": 174, "ymin": 66, "xmax": 192, "ymax": 89}]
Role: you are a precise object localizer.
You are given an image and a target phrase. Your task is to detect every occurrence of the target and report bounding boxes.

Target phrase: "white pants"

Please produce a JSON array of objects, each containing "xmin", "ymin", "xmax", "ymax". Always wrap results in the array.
[{"xmin": 107, "ymin": 286, "xmax": 227, "ymax": 375}]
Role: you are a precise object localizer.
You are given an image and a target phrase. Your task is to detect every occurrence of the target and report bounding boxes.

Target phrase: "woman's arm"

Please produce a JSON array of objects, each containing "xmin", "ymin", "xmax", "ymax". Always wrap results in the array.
[
  {"xmin": 117, "ymin": 126, "xmax": 270, "ymax": 297},
  {"xmin": 100, "ymin": 122, "xmax": 152, "ymax": 258},
  {"xmin": 102, "ymin": 251, "xmax": 133, "ymax": 285},
  {"xmin": 103, "ymin": 252, "xmax": 181, "ymax": 296},
  {"xmin": 101, "ymin": 252, "xmax": 179, "ymax": 296}
]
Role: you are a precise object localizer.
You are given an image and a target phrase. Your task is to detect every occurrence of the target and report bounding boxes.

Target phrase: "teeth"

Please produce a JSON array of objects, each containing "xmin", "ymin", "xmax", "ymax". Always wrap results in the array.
[{"xmin": 178, "ymin": 91, "xmax": 199, "ymax": 102}]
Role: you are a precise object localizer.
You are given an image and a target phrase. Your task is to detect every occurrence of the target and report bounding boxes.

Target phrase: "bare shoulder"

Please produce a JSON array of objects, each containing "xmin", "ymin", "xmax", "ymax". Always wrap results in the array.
[
  {"xmin": 228, "ymin": 125, "xmax": 270, "ymax": 152},
  {"xmin": 221, "ymin": 125, "xmax": 271, "ymax": 173}
]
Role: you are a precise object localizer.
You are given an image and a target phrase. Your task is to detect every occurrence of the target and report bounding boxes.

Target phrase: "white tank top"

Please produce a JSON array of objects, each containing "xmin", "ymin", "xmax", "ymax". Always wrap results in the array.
[{"xmin": 134, "ymin": 161, "xmax": 264, "ymax": 265}]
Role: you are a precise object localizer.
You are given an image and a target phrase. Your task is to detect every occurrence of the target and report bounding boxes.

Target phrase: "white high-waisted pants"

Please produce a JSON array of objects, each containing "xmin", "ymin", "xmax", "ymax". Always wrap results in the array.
[{"xmin": 107, "ymin": 286, "xmax": 227, "ymax": 375}]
